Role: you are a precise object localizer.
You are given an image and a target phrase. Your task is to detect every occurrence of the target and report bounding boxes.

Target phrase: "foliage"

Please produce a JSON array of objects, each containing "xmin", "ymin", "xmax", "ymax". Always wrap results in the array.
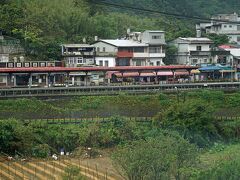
[
  {"xmin": 62, "ymin": 165, "xmax": 85, "ymax": 180},
  {"xmin": 164, "ymin": 45, "xmax": 178, "ymax": 65},
  {"xmin": 156, "ymin": 98, "xmax": 220, "ymax": 147},
  {"xmin": 197, "ymin": 157, "xmax": 240, "ymax": 180},
  {"xmin": 207, "ymin": 33, "xmax": 230, "ymax": 46},
  {"xmin": 112, "ymin": 132, "xmax": 198, "ymax": 180}
]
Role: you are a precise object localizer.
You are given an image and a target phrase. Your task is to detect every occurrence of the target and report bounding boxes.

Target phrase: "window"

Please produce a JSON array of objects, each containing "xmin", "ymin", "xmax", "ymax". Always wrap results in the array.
[
  {"xmin": 224, "ymin": 25, "xmax": 227, "ymax": 28},
  {"xmin": 24, "ymin": 63, "xmax": 30, "ymax": 67},
  {"xmin": 136, "ymin": 60, "xmax": 142, "ymax": 66},
  {"xmin": 193, "ymin": 59, "xmax": 198, "ymax": 64},
  {"xmin": 104, "ymin": 61, "xmax": 109, "ymax": 67},
  {"xmin": 8, "ymin": 63, "xmax": 13, "ymax": 68},
  {"xmin": 237, "ymin": 36, "xmax": 240, "ymax": 42},
  {"xmin": 150, "ymin": 62, "xmax": 154, "ymax": 66},
  {"xmin": 40, "ymin": 63, "xmax": 46, "ymax": 67},
  {"xmin": 97, "ymin": 47, "xmax": 100, "ymax": 52},
  {"xmin": 152, "ymin": 35, "xmax": 161, "ymax": 39},
  {"xmin": 149, "ymin": 47, "xmax": 161, "ymax": 53},
  {"xmin": 134, "ymin": 47, "xmax": 144, "ymax": 53},
  {"xmin": 32, "ymin": 63, "xmax": 38, "ymax": 67},
  {"xmin": 0, "ymin": 77, "xmax": 4, "ymax": 83},
  {"xmin": 99, "ymin": 60, "xmax": 103, "ymax": 66},
  {"xmin": 204, "ymin": 59, "xmax": 208, "ymax": 63},
  {"xmin": 77, "ymin": 57, "xmax": 83, "ymax": 64},
  {"xmin": 102, "ymin": 47, "xmax": 106, "ymax": 52},
  {"xmin": 229, "ymin": 25, "xmax": 232, "ymax": 28},
  {"xmin": 17, "ymin": 63, "xmax": 22, "ymax": 67},
  {"xmin": 196, "ymin": 46, "xmax": 202, "ymax": 51},
  {"xmin": 157, "ymin": 61, "xmax": 161, "ymax": 66}
]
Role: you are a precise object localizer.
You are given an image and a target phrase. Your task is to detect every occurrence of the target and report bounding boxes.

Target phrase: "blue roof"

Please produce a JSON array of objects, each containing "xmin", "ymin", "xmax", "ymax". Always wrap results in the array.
[{"xmin": 199, "ymin": 66, "xmax": 222, "ymax": 71}]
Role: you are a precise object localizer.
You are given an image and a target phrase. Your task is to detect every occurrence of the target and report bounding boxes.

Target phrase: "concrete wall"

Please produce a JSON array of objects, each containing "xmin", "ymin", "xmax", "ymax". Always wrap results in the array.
[
  {"xmin": 188, "ymin": 44, "xmax": 211, "ymax": 51},
  {"xmin": 141, "ymin": 31, "xmax": 165, "ymax": 45},
  {"xmin": 95, "ymin": 57, "xmax": 115, "ymax": 67},
  {"xmin": 93, "ymin": 42, "xmax": 117, "ymax": 52}
]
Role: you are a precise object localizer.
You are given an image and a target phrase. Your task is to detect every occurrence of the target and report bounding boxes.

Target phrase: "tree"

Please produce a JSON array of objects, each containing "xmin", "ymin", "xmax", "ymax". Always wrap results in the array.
[
  {"xmin": 157, "ymin": 99, "xmax": 219, "ymax": 147},
  {"xmin": 112, "ymin": 131, "xmax": 198, "ymax": 180},
  {"xmin": 207, "ymin": 33, "xmax": 229, "ymax": 46},
  {"xmin": 164, "ymin": 45, "xmax": 178, "ymax": 65},
  {"xmin": 197, "ymin": 157, "xmax": 240, "ymax": 180}
]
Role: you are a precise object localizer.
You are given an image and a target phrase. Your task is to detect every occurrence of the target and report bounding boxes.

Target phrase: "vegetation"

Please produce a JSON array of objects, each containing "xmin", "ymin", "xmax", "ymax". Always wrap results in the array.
[
  {"xmin": 1, "ymin": 90, "xmax": 240, "ymax": 178},
  {"xmin": 1, "ymin": 0, "xmax": 238, "ymax": 61},
  {"xmin": 112, "ymin": 132, "xmax": 198, "ymax": 180}
]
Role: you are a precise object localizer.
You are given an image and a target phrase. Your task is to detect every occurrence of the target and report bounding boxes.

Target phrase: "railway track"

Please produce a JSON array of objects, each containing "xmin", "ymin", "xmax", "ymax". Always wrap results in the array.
[{"xmin": 0, "ymin": 82, "xmax": 240, "ymax": 98}]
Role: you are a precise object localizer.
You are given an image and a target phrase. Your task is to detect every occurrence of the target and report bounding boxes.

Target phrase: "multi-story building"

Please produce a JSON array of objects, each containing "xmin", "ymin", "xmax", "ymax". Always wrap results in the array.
[
  {"xmin": 197, "ymin": 13, "xmax": 240, "ymax": 44},
  {"xmin": 92, "ymin": 30, "xmax": 166, "ymax": 67},
  {"xmin": 61, "ymin": 44, "xmax": 95, "ymax": 67},
  {"xmin": 171, "ymin": 37, "xmax": 213, "ymax": 65}
]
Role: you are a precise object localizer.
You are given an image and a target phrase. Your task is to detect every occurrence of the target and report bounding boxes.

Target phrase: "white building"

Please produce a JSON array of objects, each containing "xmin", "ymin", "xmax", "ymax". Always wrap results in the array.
[
  {"xmin": 61, "ymin": 44, "xmax": 95, "ymax": 67},
  {"xmin": 92, "ymin": 30, "xmax": 166, "ymax": 67},
  {"xmin": 171, "ymin": 37, "xmax": 213, "ymax": 65},
  {"xmin": 197, "ymin": 13, "xmax": 240, "ymax": 44}
]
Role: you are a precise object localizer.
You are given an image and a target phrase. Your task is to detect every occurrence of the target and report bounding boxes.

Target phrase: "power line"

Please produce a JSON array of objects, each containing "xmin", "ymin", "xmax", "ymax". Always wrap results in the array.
[{"xmin": 93, "ymin": 0, "xmax": 240, "ymax": 24}]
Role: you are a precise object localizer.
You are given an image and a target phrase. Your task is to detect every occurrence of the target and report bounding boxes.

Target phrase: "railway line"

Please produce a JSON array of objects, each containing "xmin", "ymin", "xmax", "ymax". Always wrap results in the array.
[{"xmin": 0, "ymin": 82, "xmax": 240, "ymax": 98}]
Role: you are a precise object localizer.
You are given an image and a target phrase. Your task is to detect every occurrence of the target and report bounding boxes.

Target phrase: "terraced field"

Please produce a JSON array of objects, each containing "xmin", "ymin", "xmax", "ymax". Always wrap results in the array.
[{"xmin": 0, "ymin": 157, "xmax": 123, "ymax": 180}]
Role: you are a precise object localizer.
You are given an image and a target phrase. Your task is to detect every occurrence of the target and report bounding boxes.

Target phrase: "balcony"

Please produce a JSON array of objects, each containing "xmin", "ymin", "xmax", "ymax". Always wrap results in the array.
[
  {"xmin": 133, "ymin": 52, "xmax": 149, "ymax": 58},
  {"xmin": 190, "ymin": 51, "xmax": 211, "ymax": 56},
  {"xmin": 149, "ymin": 53, "xmax": 165, "ymax": 58},
  {"xmin": 117, "ymin": 51, "xmax": 133, "ymax": 58},
  {"xmin": 96, "ymin": 52, "xmax": 117, "ymax": 57}
]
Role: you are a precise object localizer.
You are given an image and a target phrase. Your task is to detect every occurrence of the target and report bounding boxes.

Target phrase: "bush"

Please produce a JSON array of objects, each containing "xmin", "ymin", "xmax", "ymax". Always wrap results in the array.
[{"xmin": 32, "ymin": 144, "xmax": 51, "ymax": 158}]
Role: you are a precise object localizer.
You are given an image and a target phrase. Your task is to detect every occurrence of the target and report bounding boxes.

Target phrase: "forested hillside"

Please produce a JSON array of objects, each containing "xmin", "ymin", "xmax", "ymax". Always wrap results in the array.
[{"xmin": 0, "ymin": 0, "xmax": 238, "ymax": 60}]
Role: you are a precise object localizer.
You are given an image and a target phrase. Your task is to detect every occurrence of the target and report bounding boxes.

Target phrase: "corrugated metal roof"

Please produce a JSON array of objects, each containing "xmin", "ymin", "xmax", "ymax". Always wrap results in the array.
[
  {"xmin": 62, "ymin": 44, "xmax": 94, "ymax": 48},
  {"xmin": 0, "ymin": 66, "xmax": 198, "ymax": 74},
  {"xmin": 100, "ymin": 39, "xmax": 148, "ymax": 47}
]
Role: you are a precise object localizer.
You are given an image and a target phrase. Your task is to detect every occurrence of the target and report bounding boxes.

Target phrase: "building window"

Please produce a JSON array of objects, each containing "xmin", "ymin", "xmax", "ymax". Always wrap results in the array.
[
  {"xmin": 77, "ymin": 57, "xmax": 83, "ymax": 64},
  {"xmin": 150, "ymin": 62, "xmax": 154, "ymax": 66},
  {"xmin": 102, "ymin": 47, "xmax": 106, "ymax": 52},
  {"xmin": 237, "ymin": 36, "xmax": 240, "ymax": 42},
  {"xmin": 24, "ymin": 63, "xmax": 30, "ymax": 67},
  {"xmin": 204, "ymin": 59, "xmax": 208, "ymax": 63},
  {"xmin": 229, "ymin": 25, "xmax": 232, "ymax": 28},
  {"xmin": 17, "ymin": 63, "xmax": 22, "ymax": 67},
  {"xmin": 149, "ymin": 47, "xmax": 161, "ymax": 53},
  {"xmin": 8, "ymin": 63, "xmax": 14, "ymax": 68},
  {"xmin": 99, "ymin": 60, "xmax": 103, "ymax": 66},
  {"xmin": 134, "ymin": 47, "xmax": 144, "ymax": 53},
  {"xmin": 196, "ymin": 46, "xmax": 202, "ymax": 51},
  {"xmin": 32, "ymin": 62, "xmax": 38, "ymax": 67},
  {"xmin": 40, "ymin": 63, "xmax": 46, "ymax": 67},
  {"xmin": 152, "ymin": 35, "xmax": 161, "ymax": 39},
  {"xmin": 224, "ymin": 25, "xmax": 227, "ymax": 28},
  {"xmin": 136, "ymin": 60, "xmax": 142, "ymax": 66},
  {"xmin": 193, "ymin": 59, "xmax": 198, "ymax": 64},
  {"xmin": 156, "ymin": 61, "xmax": 161, "ymax": 66},
  {"xmin": 104, "ymin": 61, "xmax": 109, "ymax": 67}
]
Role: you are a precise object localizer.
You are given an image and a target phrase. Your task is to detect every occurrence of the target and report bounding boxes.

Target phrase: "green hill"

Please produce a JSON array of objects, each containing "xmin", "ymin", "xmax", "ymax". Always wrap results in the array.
[{"xmin": 0, "ymin": 0, "xmax": 238, "ymax": 60}]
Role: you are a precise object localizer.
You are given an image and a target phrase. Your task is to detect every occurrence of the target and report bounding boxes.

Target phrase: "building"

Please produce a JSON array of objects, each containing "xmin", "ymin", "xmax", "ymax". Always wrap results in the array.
[
  {"xmin": 197, "ymin": 13, "xmax": 240, "ymax": 44},
  {"xmin": 61, "ymin": 44, "xmax": 95, "ymax": 67},
  {"xmin": 0, "ymin": 33, "xmax": 25, "ymax": 86},
  {"xmin": 92, "ymin": 30, "xmax": 166, "ymax": 67},
  {"xmin": 171, "ymin": 37, "xmax": 213, "ymax": 65}
]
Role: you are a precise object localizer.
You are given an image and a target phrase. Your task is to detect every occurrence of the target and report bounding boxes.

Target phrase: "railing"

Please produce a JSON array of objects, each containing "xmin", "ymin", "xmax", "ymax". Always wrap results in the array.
[
  {"xmin": 0, "ymin": 82, "xmax": 240, "ymax": 98},
  {"xmin": 117, "ymin": 51, "xmax": 133, "ymax": 58}
]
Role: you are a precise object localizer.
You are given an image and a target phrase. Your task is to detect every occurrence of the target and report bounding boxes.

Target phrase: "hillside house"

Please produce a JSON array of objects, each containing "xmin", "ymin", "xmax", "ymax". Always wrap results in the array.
[
  {"xmin": 197, "ymin": 13, "xmax": 240, "ymax": 44},
  {"xmin": 171, "ymin": 37, "xmax": 213, "ymax": 65},
  {"xmin": 92, "ymin": 30, "xmax": 166, "ymax": 67},
  {"xmin": 61, "ymin": 44, "xmax": 95, "ymax": 67}
]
